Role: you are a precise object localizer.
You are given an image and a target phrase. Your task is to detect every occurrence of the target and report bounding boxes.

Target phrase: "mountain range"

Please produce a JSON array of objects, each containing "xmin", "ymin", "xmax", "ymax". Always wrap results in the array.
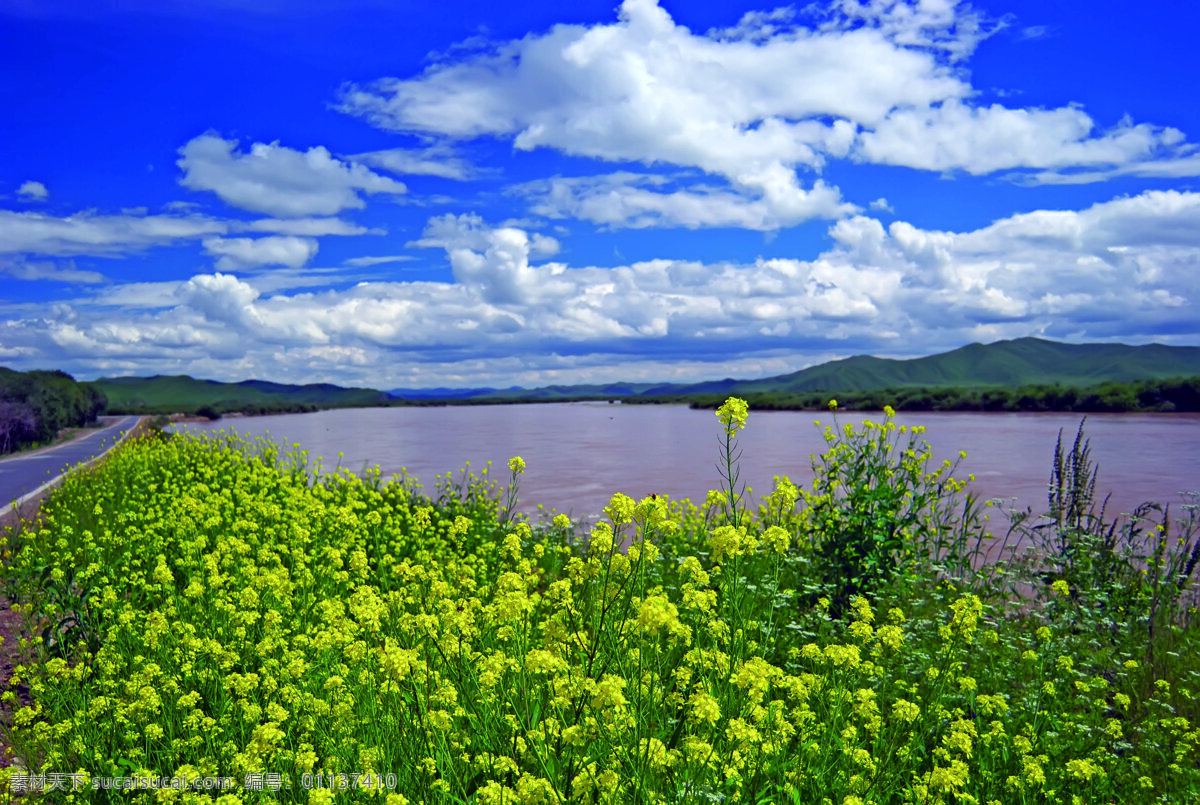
[
  {"xmin": 391, "ymin": 337, "xmax": 1200, "ymax": 401},
  {"xmin": 89, "ymin": 337, "xmax": 1200, "ymax": 412}
]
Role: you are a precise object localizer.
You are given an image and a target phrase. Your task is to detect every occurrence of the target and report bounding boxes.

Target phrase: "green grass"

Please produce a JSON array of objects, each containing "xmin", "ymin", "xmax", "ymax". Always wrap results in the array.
[{"xmin": 0, "ymin": 403, "xmax": 1197, "ymax": 803}]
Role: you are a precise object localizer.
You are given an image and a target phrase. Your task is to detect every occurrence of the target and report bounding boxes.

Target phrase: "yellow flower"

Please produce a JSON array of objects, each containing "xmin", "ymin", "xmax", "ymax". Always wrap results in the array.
[
  {"xmin": 875, "ymin": 624, "xmax": 904, "ymax": 651},
  {"xmin": 508, "ymin": 455, "xmax": 526, "ymax": 474},
  {"xmin": 892, "ymin": 699, "xmax": 921, "ymax": 723},
  {"xmin": 688, "ymin": 689, "xmax": 722, "ymax": 726},
  {"xmin": 604, "ymin": 493, "xmax": 636, "ymax": 525},
  {"xmin": 1050, "ymin": 579, "xmax": 1070, "ymax": 597},
  {"xmin": 708, "ymin": 524, "xmax": 746, "ymax": 564},
  {"xmin": 450, "ymin": 515, "xmax": 472, "ymax": 537},
  {"xmin": 762, "ymin": 525, "xmax": 790, "ymax": 554},
  {"xmin": 637, "ymin": 595, "xmax": 691, "ymax": 643},
  {"xmin": 638, "ymin": 737, "xmax": 670, "ymax": 770},
  {"xmin": 849, "ymin": 595, "xmax": 874, "ymax": 624},
  {"xmin": 1065, "ymin": 758, "xmax": 1101, "ymax": 782},
  {"xmin": 828, "ymin": 399, "xmax": 838, "ymax": 410},
  {"xmin": 590, "ymin": 521, "xmax": 615, "ymax": 553},
  {"xmin": 716, "ymin": 397, "xmax": 750, "ymax": 436}
]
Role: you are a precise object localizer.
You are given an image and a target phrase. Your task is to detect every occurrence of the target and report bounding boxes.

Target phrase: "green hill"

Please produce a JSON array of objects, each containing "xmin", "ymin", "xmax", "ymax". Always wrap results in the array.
[
  {"xmin": 93, "ymin": 375, "xmax": 390, "ymax": 415},
  {"xmin": 722, "ymin": 338, "xmax": 1200, "ymax": 394},
  {"xmin": 592, "ymin": 337, "xmax": 1200, "ymax": 399}
]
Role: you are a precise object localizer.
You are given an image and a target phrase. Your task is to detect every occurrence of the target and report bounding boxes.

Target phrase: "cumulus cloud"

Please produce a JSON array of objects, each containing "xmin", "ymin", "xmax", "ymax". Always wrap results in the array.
[
  {"xmin": 337, "ymin": 0, "xmax": 1192, "ymax": 228},
  {"xmin": 410, "ymin": 213, "xmax": 562, "ymax": 304},
  {"xmin": 17, "ymin": 181, "xmax": 49, "ymax": 201},
  {"xmin": 202, "ymin": 236, "xmax": 319, "ymax": 272},
  {"xmin": 337, "ymin": 0, "xmax": 959, "ymax": 226},
  {"xmin": 9, "ymin": 190, "xmax": 1199, "ymax": 387},
  {"xmin": 176, "ymin": 272, "xmax": 265, "ymax": 328},
  {"xmin": 177, "ymin": 133, "xmax": 407, "ymax": 217}
]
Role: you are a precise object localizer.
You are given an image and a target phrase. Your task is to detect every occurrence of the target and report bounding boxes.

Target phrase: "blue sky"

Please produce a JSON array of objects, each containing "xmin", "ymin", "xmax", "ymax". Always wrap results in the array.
[{"xmin": 2, "ymin": 0, "xmax": 1198, "ymax": 389}]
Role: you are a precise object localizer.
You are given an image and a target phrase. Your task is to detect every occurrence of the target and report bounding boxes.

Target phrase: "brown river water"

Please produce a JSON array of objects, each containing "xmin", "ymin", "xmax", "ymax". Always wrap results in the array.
[{"xmin": 176, "ymin": 403, "xmax": 1199, "ymax": 554}]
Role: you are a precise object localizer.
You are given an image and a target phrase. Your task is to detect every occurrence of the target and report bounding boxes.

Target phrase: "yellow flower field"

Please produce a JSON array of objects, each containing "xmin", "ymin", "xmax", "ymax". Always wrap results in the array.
[{"xmin": 1, "ymin": 400, "xmax": 1197, "ymax": 803}]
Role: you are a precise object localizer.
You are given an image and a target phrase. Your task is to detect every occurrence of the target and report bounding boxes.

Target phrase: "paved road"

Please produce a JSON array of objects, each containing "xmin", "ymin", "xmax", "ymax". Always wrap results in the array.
[{"xmin": 0, "ymin": 416, "xmax": 141, "ymax": 508}]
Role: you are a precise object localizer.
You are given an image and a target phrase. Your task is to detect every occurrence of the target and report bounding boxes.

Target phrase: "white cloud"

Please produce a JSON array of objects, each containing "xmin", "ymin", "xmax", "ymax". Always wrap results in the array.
[
  {"xmin": 177, "ymin": 133, "xmax": 407, "ymax": 217},
  {"xmin": 0, "ymin": 256, "xmax": 104, "ymax": 283},
  {"xmin": 1019, "ymin": 25, "xmax": 1052, "ymax": 41},
  {"xmin": 1018, "ymin": 152, "xmax": 1200, "ymax": 185},
  {"xmin": 202, "ymin": 236, "xmax": 319, "ymax": 272},
  {"xmin": 10, "ymin": 191, "xmax": 1200, "ymax": 387},
  {"xmin": 344, "ymin": 255, "xmax": 416, "ymax": 267},
  {"xmin": 337, "ymin": 0, "xmax": 965, "ymax": 227},
  {"xmin": 338, "ymin": 0, "xmax": 1192, "ymax": 228},
  {"xmin": 815, "ymin": 0, "xmax": 993, "ymax": 61},
  {"xmin": 410, "ymin": 213, "xmax": 563, "ymax": 304},
  {"xmin": 241, "ymin": 217, "xmax": 374, "ymax": 236},
  {"xmin": 352, "ymin": 146, "xmax": 476, "ymax": 180},
  {"xmin": 519, "ymin": 172, "xmax": 854, "ymax": 230},
  {"xmin": 177, "ymin": 272, "xmax": 264, "ymax": 329},
  {"xmin": 17, "ymin": 181, "xmax": 49, "ymax": 201},
  {"xmin": 0, "ymin": 206, "xmax": 380, "ymax": 265},
  {"xmin": 858, "ymin": 103, "xmax": 1178, "ymax": 175},
  {"xmin": 89, "ymin": 281, "xmax": 184, "ymax": 308},
  {"xmin": 0, "ymin": 209, "xmax": 226, "ymax": 256}
]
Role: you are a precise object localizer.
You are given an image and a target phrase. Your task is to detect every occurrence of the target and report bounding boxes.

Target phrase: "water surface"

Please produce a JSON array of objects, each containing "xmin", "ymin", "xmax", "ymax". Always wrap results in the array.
[{"xmin": 177, "ymin": 404, "xmax": 1199, "ymax": 542}]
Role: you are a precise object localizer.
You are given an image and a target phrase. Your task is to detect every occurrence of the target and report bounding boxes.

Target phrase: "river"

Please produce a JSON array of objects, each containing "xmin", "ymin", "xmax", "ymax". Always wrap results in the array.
[{"xmin": 174, "ymin": 403, "xmax": 1199, "ymax": 549}]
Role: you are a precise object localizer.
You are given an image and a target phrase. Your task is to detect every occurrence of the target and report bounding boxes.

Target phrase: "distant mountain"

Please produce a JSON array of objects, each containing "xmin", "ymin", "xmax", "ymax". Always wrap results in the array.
[
  {"xmin": 94, "ymin": 374, "xmax": 390, "ymax": 414},
  {"xmin": 719, "ymin": 338, "xmax": 1200, "ymax": 395},
  {"xmin": 387, "ymin": 386, "xmax": 500, "ymax": 400},
  {"xmin": 460, "ymin": 337, "xmax": 1200, "ymax": 401},
  {"xmin": 90, "ymin": 338, "xmax": 1200, "ymax": 413},
  {"xmin": 481, "ymin": 382, "xmax": 679, "ymax": 401}
]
